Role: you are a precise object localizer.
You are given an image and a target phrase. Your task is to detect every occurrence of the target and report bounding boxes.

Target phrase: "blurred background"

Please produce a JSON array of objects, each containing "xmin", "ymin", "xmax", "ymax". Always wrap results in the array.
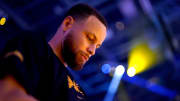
[{"xmin": 0, "ymin": 0, "xmax": 180, "ymax": 101}]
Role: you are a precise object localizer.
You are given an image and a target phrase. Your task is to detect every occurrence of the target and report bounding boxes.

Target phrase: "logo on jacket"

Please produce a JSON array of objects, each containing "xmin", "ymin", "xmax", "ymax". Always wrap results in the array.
[{"xmin": 67, "ymin": 75, "xmax": 84, "ymax": 95}]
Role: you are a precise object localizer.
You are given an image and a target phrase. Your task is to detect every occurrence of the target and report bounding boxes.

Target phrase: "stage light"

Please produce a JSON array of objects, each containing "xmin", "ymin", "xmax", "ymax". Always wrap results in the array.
[
  {"xmin": 104, "ymin": 65, "xmax": 125, "ymax": 101},
  {"xmin": 115, "ymin": 21, "xmax": 125, "ymax": 31},
  {"xmin": 101, "ymin": 64, "xmax": 111, "ymax": 74},
  {"xmin": 0, "ymin": 17, "xmax": 6, "ymax": 25},
  {"xmin": 115, "ymin": 65, "xmax": 125, "ymax": 76},
  {"xmin": 128, "ymin": 42, "xmax": 158, "ymax": 75},
  {"xmin": 127, "ymin": 67, "xmax": 136, "ymax": 77}
]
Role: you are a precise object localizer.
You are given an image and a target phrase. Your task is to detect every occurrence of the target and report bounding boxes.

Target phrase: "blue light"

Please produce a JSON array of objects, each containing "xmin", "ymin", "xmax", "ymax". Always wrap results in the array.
[
  {"xmin": 101, "ymin": 64, "xmax": 111, "ymax": 74},
  {"xmin": 123, "ymin": 75, "xmax": 176, "ymax": 99},
  {"xmin": 104, "ymin": 65, "xmax": 125, "ymax": 101}
]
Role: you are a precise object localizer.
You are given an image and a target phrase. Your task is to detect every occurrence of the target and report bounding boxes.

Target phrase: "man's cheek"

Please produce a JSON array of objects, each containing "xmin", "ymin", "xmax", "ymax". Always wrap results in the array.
[{"xmin": 75, "ymin": 52, "xmax": 83, "ymax": 64}]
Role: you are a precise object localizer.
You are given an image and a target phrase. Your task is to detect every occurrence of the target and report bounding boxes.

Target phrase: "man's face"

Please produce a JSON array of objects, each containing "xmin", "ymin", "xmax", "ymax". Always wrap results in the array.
[{"xmin": 62, "ymin": 16, "xmax": 106, "ymax": 70}]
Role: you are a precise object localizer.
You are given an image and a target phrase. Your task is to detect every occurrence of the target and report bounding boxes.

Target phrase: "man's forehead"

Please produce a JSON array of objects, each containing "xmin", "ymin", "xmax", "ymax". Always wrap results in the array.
[
  {"xmin": 85, "ymin": 16, "xmax": 105, "ymax": 26},
  {"xmin": 75, "ymin": 15, "xmax": 107, "ymax": 42}
]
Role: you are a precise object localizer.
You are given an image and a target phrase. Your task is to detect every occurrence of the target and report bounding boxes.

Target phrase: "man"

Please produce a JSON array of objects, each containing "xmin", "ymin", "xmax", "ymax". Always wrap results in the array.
[{"xmin": 0, "ymin": 3, "xmax": 107, "ymax": 101}]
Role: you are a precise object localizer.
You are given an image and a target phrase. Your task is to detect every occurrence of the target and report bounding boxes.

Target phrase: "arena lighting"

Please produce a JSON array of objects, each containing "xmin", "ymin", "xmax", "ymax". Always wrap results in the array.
[
  {"xmin": 101, "ymin": 64, "xmax": 111, "ymax": 74},
  {"xmin": 115, "ymin": 65, "xmax": 125, "ymax": 76},
  {"xmin": 128, "ymin": 42, "xmax": 159, "ymax": 76},
  {"xmin": 0, "ymin": 17, "xmax": 6, "ymax": 25},
  {"xmin": 127, "ymin": 67, "xmax": 136, "ymax": 77},
  {"xmin": 104, "ymin": 65, "xmax": 125, "ymax": 101}
]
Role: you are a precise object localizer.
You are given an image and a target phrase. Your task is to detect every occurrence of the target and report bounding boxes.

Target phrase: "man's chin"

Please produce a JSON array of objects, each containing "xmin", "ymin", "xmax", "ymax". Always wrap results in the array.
[{"xmin": 70, "ymin": 63, "xmax": 85, "ymax": 71}]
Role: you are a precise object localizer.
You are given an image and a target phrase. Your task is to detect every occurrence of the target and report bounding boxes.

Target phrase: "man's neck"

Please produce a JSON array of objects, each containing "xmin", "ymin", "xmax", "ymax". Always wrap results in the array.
[{"xmin": 48, "ymin": 40, "xmax": 68, "ymax": 67}]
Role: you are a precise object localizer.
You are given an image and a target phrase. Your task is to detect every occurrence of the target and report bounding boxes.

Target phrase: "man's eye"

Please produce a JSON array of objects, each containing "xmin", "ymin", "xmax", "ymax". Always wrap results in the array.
[{"xmin": 87, "ymin": 34, "xmax": 95, "ymax": 41}]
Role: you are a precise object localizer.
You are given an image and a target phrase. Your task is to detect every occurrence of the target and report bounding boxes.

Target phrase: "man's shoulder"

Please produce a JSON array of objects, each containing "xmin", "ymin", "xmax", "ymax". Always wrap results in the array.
[{"xmin": 0, "ymin": 31, "xmax": 49, "ymax": 64}]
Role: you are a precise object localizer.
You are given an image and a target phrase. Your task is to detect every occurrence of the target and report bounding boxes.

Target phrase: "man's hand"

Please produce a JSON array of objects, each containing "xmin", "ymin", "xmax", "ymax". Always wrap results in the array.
[{"xmin": 0, "ymin": 75, "xmax": 38, "ymax": 101}]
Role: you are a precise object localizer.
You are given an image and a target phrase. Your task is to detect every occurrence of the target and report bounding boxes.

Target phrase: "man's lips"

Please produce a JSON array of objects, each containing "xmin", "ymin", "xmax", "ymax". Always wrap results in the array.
[{"xmin": 81, "ymin": 53, "xmax": 89, "ymax": 61}]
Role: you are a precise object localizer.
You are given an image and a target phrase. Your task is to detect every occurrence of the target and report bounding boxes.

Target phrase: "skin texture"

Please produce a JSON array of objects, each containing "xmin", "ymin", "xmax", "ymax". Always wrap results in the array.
[
  {"xmin": 0, "ymin": 75, "xmax": 38, "ymax": 101},
  {"xmin": 49, "ymin": 15, "xmax": 107, "ymax": 70}
]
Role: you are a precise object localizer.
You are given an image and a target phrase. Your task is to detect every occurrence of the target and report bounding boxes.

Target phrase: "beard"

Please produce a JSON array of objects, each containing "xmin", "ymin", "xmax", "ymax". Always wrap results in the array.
[{"xmin": 61, "ymin": 31, "xmax": 85, "ymax": 70}]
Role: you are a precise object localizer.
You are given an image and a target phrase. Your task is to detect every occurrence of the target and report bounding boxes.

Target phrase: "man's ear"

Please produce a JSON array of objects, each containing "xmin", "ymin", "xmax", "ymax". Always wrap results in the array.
[{"xmin": 62, "ymin": 16, "xmax": 74, "ymax": 32}]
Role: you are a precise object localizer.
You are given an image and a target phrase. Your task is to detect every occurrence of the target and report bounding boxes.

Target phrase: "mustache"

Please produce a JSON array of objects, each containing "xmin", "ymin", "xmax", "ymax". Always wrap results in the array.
[{"xmin": 79, "ymin": 51, "xmax": 90, "ymax": 60}]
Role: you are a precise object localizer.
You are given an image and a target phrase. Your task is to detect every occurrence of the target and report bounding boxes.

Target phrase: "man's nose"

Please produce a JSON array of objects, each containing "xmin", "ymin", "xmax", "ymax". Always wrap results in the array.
[{"xmin": 87, "ymin": 45, "xmax": 96, "ymax": 56}]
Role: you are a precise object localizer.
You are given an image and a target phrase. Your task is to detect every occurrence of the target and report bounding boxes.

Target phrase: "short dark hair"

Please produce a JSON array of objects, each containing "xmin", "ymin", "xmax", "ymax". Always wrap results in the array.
[{"xmin": 65, "ymin": 3, "xmax": 107, "ymax": 28}]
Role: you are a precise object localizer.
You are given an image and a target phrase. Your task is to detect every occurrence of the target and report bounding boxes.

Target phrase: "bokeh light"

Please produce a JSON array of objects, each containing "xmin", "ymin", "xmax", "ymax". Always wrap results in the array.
[
  {"xmin": 0, "ymin": 17, "xmax": 6, "ymax": 25},
  {"xmin": 127, "ymin": 67, "xmax": 136, "ymax": 77},
  {"xmin": 101, "ymin": 64, "xmax": 111, "ymax": 74},
  {"xmin": 115, "ymin": 65, "xmax": 125, "ymax": 76}
]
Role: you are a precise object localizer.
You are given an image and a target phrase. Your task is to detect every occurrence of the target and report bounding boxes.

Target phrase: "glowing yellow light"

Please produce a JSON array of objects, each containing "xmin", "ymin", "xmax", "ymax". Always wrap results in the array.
[
  {"xmin": 128, "ymin": 42, "xmax": 159, "ymax": 76},
  {"xmin": 127, "ymin": 67, "xmax": 136, "ymax": 77},
  {"xmin": 0, "ymin": 17, "xmax": 6, "ymax": 25}
]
